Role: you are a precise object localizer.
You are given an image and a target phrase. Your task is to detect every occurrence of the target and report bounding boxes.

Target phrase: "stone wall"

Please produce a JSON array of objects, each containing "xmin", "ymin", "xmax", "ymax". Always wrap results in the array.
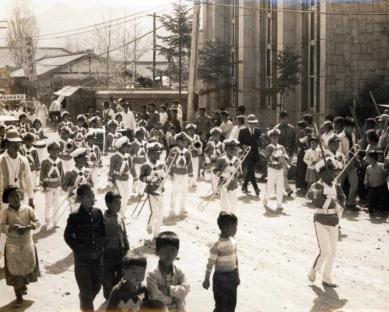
[{"xmin": 325, "ymin": 0, "xmax": 389, "ymax": 114}]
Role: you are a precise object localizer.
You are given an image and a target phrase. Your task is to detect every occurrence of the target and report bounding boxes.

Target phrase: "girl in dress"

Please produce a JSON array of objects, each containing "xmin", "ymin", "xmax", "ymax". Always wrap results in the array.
[
  {"xmin": 34, "ymin": 101, "xmax": 48, "ymax": 128},
  {"xmin": 304, "ymin": 136, "xmax": 321, "ymax": 189},
  {"xmin": 0, "ymin": 185, "xmax": 40, "ymax": 308}
]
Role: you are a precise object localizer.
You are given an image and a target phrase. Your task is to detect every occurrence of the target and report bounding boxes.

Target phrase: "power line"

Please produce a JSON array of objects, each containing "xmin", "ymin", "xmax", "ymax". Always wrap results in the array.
[{"xmin": 184, "ymin": 0, "xmax": 389, "ymax": 16}]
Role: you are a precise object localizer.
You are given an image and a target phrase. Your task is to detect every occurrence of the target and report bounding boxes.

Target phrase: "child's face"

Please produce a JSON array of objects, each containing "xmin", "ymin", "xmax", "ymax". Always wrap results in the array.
[
  {"xmin": 136, "ymin": 133, "xmax": 144, "ymax": 140},
  {"xmin": 213, "ymin": 134, "xmax": 220, "ymax": 141},
  {"xmin": 25, "ymin": 140, "xmax": 33, "ymax": 148},
  {"xmin": 78, "ymin": 189, "xmax": 95, "ymax": 209},
  {"xmin": 176, "ymin": 139, "xmax": 185, "ymax": 148},
  {"xmin": 7, "ymin": 190, "xmax": 21, "ymax": 209},
  {"xmin": 123, "ymin": 266, "xmax": 146, "ymax": 285},
  {"xmin": 310, "ymin": 141, "xmax": 318, "ymax": 149},
  {"xmin": 157, "ymin": 245, "xmax": 178, "ymax": 265},
  {"xmin": 63, "ymin": 115, "xmax": 69, "ymax": 122},
  {"xmin": 320, "ymin": 169, "xmax": 334, "ymax": 184},
  {"xmin": 61, "ymin": 131, "xmax": 70, "ymax": 140},
  {"xmin": 187, "ymin": 129, "xmax": 194, "ymax": 136},
  {"xmin": 87, "ymin": 138, "xmax": 94, "ymax": 145},
  {"xmin": 20, "ymin": 116, "xmax": 26, "ymax": 123},
  {"xmin": 77, "ymin": 120, "xmax": 84, "ymax": 127},
  {"xmin": 75, "ymin": 155, "xmax": 88, "ymax": 168},
  {"xmin": 107, "ymin": 198, "xmax": 121, "ymax": 215},
  {"xmin": 329, "ymin": 141, "xmax": 339, "ymax": 152},
  {"xmin": 109, "ymin": 126, "xmax": 117, "ymax": 133},
  {"xmin": 148, "ymin": 151, "xmax": 159, "ymax": 162},
  {"xmin": 366, "ymin": 155, "xmax": 376, "ymax": 165},
  {"xmin": 33, "ymin": 122, "xmax": 41, "ymax": 129},
  {"xmin": 48, "ymin": 147, "xmax": 60, "ymax": 158}
]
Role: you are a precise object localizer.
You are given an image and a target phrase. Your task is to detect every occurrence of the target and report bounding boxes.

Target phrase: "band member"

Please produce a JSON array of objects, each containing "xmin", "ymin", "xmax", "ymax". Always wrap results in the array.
[
  {"xmin": 109, "ymin": 137, "xmax": 137, "ymax": 218},
  {"xmin": 263, "ymin": 128, "xmax": 289, "ymax": 212},
  {"xmin": 31, "ymin": 118, "xmax": 45, "ymax": 139},
  {"xmin": 62, "ymin": 147, "xmax": 93, "ymax": 212},
  {"xmin": 139, "ymin": 142, "xmax": 166, "ymax": 239},
  {"xmin": 57, "ymin": 111, "xmax": 74, "ymax": 134},
  {"xmin": 238, "ymin": 114, "xmax": 261, "ymax": 197},
  {"xmin": 40, "ymin": 142, "xmax": 64, "ymax": 228},
  {"xmin": 166, "ymin": 132, "xmax": 193, "ymax": 218},
  {"xmin": 324, "ymin": 135, "xmax": 345, "ymax": 174},
  {"xmin": 21, "ymin": 133, "xmax": 40, "ymax": 189},
  {"xmin": 18, "ymin": 113, "xmax": 30, "ymax": 135},
  {"xmin": 307, "ymin": 160, "xmax": 345, "ymax": 288},
  {"xmin": 130, "ymin": 127, "xmax": 148, "ymax": 196},
  {"xmin": 73, "ymin": 114, "xmax": 87, "ymax": 146},
  {"xmin": 204, "ymin": 127, "xmax": 224, "ymax": 193},
  {"xmin": 106, "ymin": 120, "xmax": 122, "ymax": 153},
  {"xmin": 185, "ymin": 123, "xmax": 202, "ymax": 188},
  {"xmin": 59, "ymin": 126, "xmax": 76, "ymax": 174},
  {"xmin": 85, "ymin": 132, "xmax": 102, "ymax": 189},
  {"xmin": 213, "ymin": 139, "xmax": 242, "ymax": 214}
]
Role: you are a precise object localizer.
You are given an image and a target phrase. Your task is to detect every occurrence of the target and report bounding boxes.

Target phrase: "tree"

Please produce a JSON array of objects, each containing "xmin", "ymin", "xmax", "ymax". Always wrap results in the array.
[
  {"xmin": 263, "ymin": 46, "xmax": 301, "ymax": 113},
  {"xmin": 158, "ymin": 1, "xmax": 192, "ymax": 101},
  {"xmin": 7, "ymin": 0, "xmax": 39, "ymax": 69},
  {"xmin": 197, "ymin": 39, "xmax": 235, "ymax": 108}
]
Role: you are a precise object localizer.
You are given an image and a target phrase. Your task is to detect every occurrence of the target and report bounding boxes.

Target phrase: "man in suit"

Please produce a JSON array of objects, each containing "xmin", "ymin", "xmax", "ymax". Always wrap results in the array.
[{"xmin": 238, "ymin": 114, "xmax": 261, "ymax": 197}]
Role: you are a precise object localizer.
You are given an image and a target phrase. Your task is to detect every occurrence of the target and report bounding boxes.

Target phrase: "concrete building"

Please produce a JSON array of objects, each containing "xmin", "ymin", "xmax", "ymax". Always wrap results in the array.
[{"xmin": 198, "ymin": 0, "xmax": 389, "ymax": 125}]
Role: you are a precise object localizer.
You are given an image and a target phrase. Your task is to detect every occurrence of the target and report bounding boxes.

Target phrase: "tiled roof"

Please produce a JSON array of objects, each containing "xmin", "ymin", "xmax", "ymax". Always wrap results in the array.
[
  {"xmin": 0, "ymin": 47, "xmax": 70, "ymax": 68},
  {"xmin": 129, "ymin": 62, "xmax": 169, "ymax": 79},
  {"xmin": 11, "ymin": 52, "xmax": 89, "ymax": 78}
]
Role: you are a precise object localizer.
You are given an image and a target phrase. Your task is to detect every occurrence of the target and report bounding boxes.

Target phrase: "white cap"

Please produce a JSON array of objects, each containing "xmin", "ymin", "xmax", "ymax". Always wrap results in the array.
[
  {"xmin": 114, "ymin": 136, "xmax": 129, "ymax": 149},
  {"xmin": 70, "ymin": 147, "xmax": 87, "ymax": 158}
]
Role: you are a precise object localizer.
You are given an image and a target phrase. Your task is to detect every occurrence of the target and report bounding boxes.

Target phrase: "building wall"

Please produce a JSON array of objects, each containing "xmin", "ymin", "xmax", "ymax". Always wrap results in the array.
[
  {"xmin": 324, "ymin": 0, "xmax": 389, "ymax": 115},
  {"xmin": 0, "ymin": 66, "xmax": 12, "ymax": 94}
]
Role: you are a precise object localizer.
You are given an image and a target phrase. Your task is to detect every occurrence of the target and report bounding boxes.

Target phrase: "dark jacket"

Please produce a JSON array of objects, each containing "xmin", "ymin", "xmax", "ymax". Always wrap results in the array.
[
  {"xmin": 64, "ymin": 206, "xmax": 106, "ymax": 259},
  {"xmin": 238, "ymin": 127, "xmax": 262, "ymax": 161}
]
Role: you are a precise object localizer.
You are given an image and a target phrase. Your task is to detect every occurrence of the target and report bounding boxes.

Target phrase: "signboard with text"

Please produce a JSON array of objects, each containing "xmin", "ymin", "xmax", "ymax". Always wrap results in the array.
[{"xmin": 0, "ymin": 94, "xmax": 26, "ymax": 101}]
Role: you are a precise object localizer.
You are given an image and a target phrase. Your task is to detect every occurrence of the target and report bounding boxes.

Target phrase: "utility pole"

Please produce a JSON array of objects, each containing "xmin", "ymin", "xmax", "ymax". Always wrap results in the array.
[
  {"xmin": 187, "ymin": 0, "xmax": 200, "ymax": 121},
  {"xmin": 133, "ymin": 17, "xmax": 137, "ymax": 87},
  {"xmin": 153, "ymin": 12, "xmax": 157, "ymax": 88}
]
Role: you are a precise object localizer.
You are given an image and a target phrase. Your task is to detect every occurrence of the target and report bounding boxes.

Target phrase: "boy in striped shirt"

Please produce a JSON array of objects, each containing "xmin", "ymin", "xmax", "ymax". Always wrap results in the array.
[{"xmin": 203, "ymin": 213, "xmax": 240, "ymax": 312}]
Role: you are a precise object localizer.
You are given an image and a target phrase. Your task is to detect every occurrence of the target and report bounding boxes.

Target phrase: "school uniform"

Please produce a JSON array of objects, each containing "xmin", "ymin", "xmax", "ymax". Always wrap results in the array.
[
  {"xmin": 203, "ymin": 140, "xmax": 224, "ymax": 192},
  {"xmin": 62, "ymin": 167, "xmax": 93, "ymax": 212},
  {"xmin": 21, "ymin": 145, "xmax": 40, "ymax": 188},
  {"xmin": 167, "ymin": 146, "xmax": 193, "ymax": 215},
  {"xmin": 40, "ymin": 157, "xmax": 64, "ymax": 227},
  {"xmin": 57, "ymin": 121, "xmax": 74, "ymax": 134},
  {"xmin": 307, "ymin": 179, "xmax": 345, "ymax": 285},
  {"xmin": 130, "ymin": 139, "xmax": 148, "ymax": 196},
  {"xmin": 364, "ymin": 162, "xmax": 388, "ymax": 215},
  {"xmin": 147, "ymin": 263, "xmax": 190, "ymax": 312},
  {"xmin": 213, "ymin": 155, "xmax": 241, "ymax": 214},
  {"xmin": 139, "ymin": 159, "xmax": 166, "ymax": 237},
  {"xmin": 187, "ymin": 133, "xmax": 202, "ymax": 186},
  {"xmin": 18, "ymin": 122, "xmax": 30, "ymax": 135},
  {"xmin": 109, "ymin": 152, "xmax": 136, "ymax": 218},
  {"xmin": 264, "ymin": 143, "xmax": 288, "ymax": 209},
  {"xmin": 30, "ymin": 128, "xmax": 46, "ymax": 162},
  {"xmin": 86, "ymin": 143, "xmax": 102, "ymax": 190},
  {"xmin": 59, "ymin": 138, "xmax": 76, "ymax": 174},
  {"xmin": 102, "ymin": 211, "xmax": 129, "ymax": 300},
  {"xmin": 64, "ymin": 206, "xmax": 105, "ymax": 312}
]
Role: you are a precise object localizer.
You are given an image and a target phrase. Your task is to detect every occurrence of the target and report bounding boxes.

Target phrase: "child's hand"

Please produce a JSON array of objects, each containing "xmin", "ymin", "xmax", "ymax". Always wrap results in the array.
[{"xmin": 202, "ymin": 279, "xmax": 210, "ymax": 290}]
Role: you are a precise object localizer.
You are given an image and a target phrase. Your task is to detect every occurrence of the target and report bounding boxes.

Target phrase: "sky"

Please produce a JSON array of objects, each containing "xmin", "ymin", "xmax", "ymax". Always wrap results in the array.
[{"xmin": 0, "ymin": 0, "xmax": 181, "ymax": 60}]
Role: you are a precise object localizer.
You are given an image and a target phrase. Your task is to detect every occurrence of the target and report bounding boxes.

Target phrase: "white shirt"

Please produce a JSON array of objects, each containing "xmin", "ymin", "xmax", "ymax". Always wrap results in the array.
[
  {"xmin": 230, "ymin": 125, "xmax": 245, "ymax": 140},
  {"xmin": 121, "ymin": 110, "xmax": 136, "ymax": 130},
  {"xmin": 49, "ymin": 100, "xmax": 61, "ymax": 112},
  {"xmin": 321, "ymin": 130, "xmax": 334, "ymax": 149},
  {"xmin": 159, "ymin": 112, "xmax": 168, "ymax": 126}
]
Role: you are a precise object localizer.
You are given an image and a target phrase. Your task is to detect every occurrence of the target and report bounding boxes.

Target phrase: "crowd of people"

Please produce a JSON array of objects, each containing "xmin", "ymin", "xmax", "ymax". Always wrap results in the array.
[{"xmin": 0, "ymin": 97, "xmax": 389, "ymax": 311}]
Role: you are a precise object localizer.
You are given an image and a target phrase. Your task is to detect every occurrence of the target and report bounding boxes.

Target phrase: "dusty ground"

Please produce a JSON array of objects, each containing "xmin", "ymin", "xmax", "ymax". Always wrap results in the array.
[{"xmin": 0, "ymin": 130, "xmax": 388, "ymax": 312}]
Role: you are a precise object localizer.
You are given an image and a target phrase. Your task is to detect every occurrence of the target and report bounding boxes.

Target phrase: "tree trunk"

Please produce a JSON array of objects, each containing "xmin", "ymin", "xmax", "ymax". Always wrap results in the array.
[{"xmin": 179, "ymin": 12, "xmax": 183, "ymax": 105}]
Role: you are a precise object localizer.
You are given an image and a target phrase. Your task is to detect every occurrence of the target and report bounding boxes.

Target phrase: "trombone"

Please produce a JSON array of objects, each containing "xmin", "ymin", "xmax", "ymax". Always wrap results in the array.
[{"xmin": 198, "ymin": 146, "xmax": 251, "ymax": 211}]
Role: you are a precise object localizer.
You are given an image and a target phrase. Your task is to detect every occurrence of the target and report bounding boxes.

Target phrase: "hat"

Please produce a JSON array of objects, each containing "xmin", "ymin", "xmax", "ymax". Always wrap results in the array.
[
  {"xmin": 77, "ymin": 114, "xmax": 86, "ymax": 121},
  {"xmin": 247, "ymin": 114, "xmax": 258, "ymax": 124},
  {"xmin": 223, "ymin": 138, "xmax": 240, "ymax": 147},
  {"xmin": 210, "ymin": 127, "xmax": 222, "ymax": 135},
  {"xmin": 267, "ymin": 128, "xmax": 281, "ymax": 137},
  {"xmin": 174, "ymin": 132, "xmax": 190, "ymax": 141},
  {"xmin": 333, "ymin": 116, "xmax": 344, "ymax": 123},
  {"xmin": 322, "ymin": 120, "xmax": 333, "ymax": 127},
  {"xmin": 70, "ymin": 147, "xmax": 87, "ymax": 158},
  {"xmin": 22, "ymin": 132, "xmax": 37, "ymax": 141},
  {"xmin": 297, "ymin": 120, "xmax": 307, "ymax": 128},
  {"xmin": 309, "ymin": 135, "xmax": 319, "ymax": 143},
  {"xmin": 134, "ymin": 127, "xmax": 146, "ymax": 135},
  {"xmin": 5, "ymin": 129, "xmax": 23, "ymax": 142},
  {"xmin": 47, "ymin": 142, "xmax": 60, "ymax": 150},
  {"xmin": 114, "ymin": 136, "xmax": 129, "ymax": 149},
  {"xmin": 328, "ymin": 134, "xmax": 340, "ymax": 144},
  {"xmin": 221, "ymin": 110, "xmax": 229, "ymax": 116},
  {"xmin": 185, "ymin": 123, "xmax": 197, "ymax": 130},
  {"xmin": 89, "ymin": 116, "xmax": 99, "ymax": 124},
  {"xmin": 61, "ymin": 111, "xmax": 70, "ymax": 118},
  {"xmin": 147, "ymin": 142, "xmax": 163, "ymax": 152}
]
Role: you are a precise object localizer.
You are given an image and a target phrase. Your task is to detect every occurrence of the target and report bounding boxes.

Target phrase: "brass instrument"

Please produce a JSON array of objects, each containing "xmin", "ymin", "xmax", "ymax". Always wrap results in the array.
[
  {"xmin": 192, "ymin": 139, "xmax": 203, "ymax": 154},
  {"xmin": 65, "ymin": 142, "xmax": 73, "ymax": 153}
]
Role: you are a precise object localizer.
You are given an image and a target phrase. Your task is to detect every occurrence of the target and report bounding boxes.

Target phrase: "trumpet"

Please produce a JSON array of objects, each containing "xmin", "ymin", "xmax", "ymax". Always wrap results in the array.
[
  {"xmin": 192, "ymin": 139, "xmax": 203, "ymax": 154},
  {"xmin": 65, "ymin": 142, "xmax": 73, "ymax": 153}
]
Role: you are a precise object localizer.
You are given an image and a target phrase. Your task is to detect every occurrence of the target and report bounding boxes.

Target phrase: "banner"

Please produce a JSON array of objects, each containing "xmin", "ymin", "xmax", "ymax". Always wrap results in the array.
[{"xmin": 0, "ymin": 94, "xmax": 26, "ymax": 101}]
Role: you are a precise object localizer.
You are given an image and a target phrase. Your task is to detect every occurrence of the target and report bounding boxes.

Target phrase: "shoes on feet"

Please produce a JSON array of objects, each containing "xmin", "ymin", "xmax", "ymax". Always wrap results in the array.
[{"xmin": 322, "ymin": 280, "xmax": 338, "ymax": 288}]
